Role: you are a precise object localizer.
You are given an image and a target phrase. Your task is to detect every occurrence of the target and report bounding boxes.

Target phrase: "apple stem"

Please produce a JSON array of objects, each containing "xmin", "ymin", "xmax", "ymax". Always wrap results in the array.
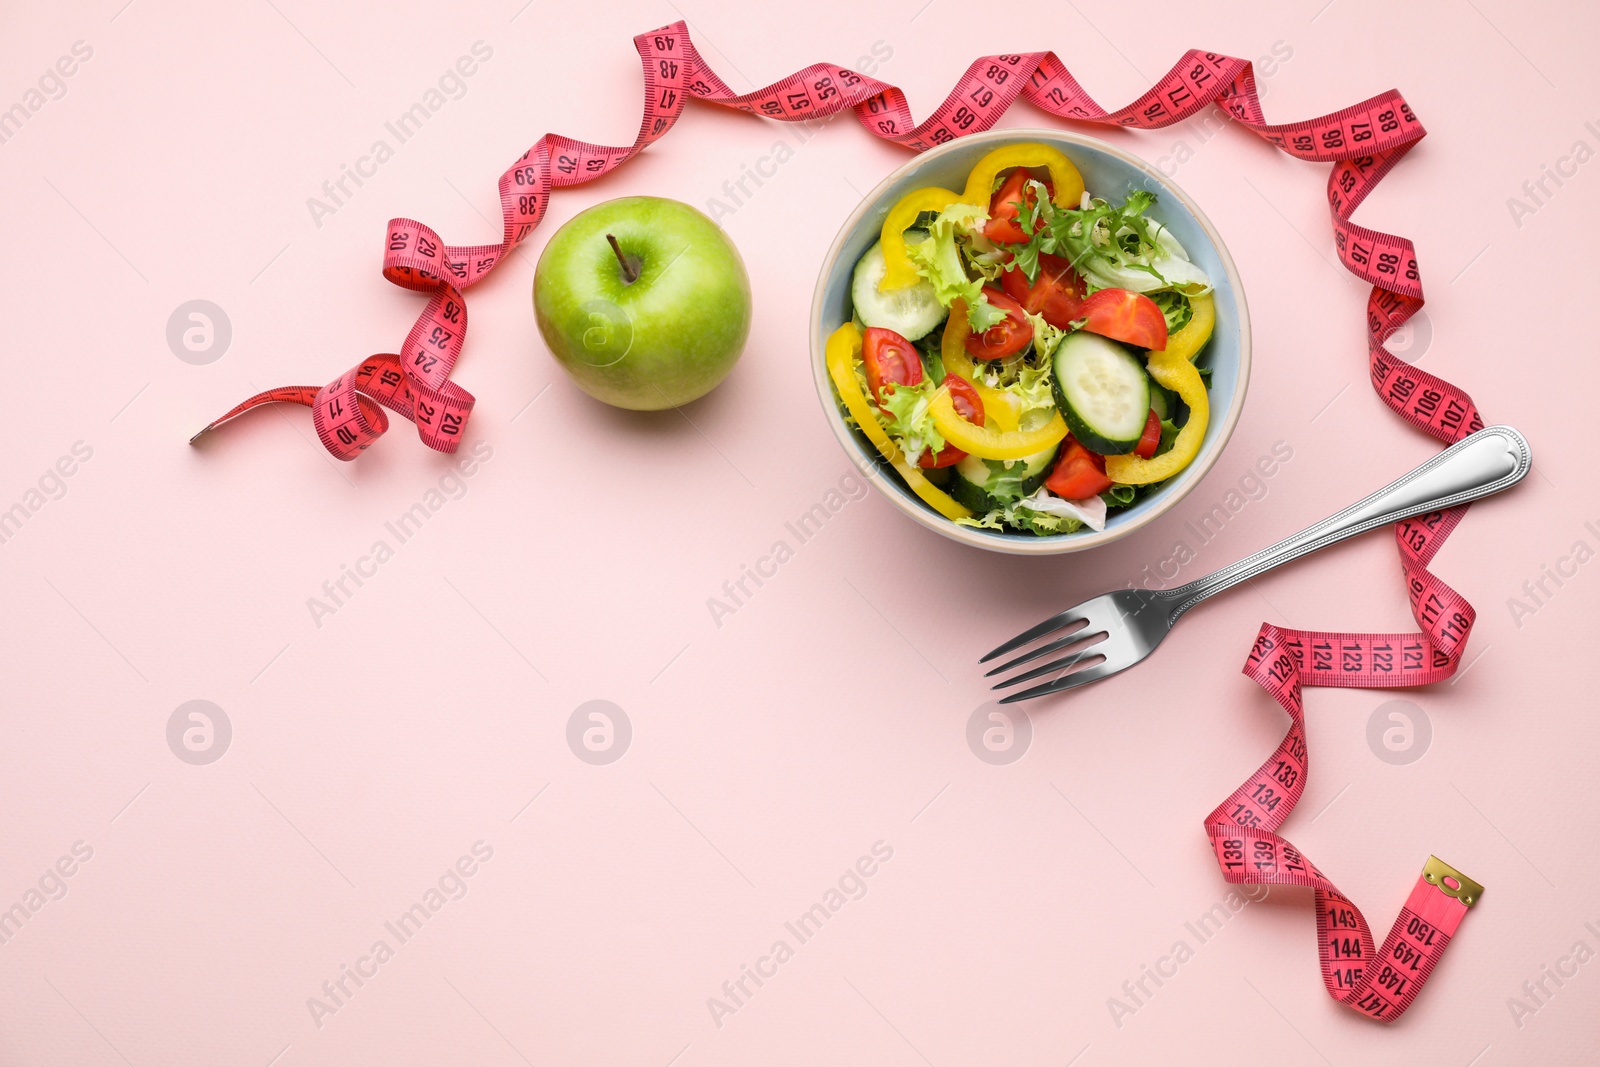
[{"xmin": 606, "ymin": 233, "xmax": 640, "ymax": 284}]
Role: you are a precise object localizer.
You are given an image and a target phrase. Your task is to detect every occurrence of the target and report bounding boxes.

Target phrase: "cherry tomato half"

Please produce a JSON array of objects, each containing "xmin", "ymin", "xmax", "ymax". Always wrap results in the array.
[
  {"xmin": 1044, "ymin": 437, "xmax": 1113, "ymax": 500},
  {"xmin": 983, "ymin": 168, "xmax": 1052, "ymax": 245},
  {"xmin": 1134, "ymin": 409, "xmax": 1161, "ymax": 459},
  {"xmin": 1078, "ymin": 288, "xmax": 1169, "ymax": 350},
  {"xmin": 963, "ymin": 287, "xmax": 1034, "ymax": 361},
  {"xmin": 918, "ymin": 374, "xmax": 985, "ymax": 468},
  {"xmin": 861, "ymin": 326, "xmax": 923, "ymax": 404},
  {"xmin": 1000, "ymin": 252, "xmax": 1086, "ymax": 329}
]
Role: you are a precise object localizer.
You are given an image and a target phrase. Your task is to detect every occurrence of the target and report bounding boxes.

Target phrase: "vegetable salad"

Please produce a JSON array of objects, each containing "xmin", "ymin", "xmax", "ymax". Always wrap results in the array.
[{"xmin": 826, "ymin": 142, "xmax": 1217, "ymax": 536}]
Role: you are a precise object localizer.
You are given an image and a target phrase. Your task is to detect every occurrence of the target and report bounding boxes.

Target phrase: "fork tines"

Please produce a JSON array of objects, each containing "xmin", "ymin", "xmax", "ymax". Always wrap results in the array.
[
  {"xmin": 980, "ymin": 610, "xmax": 1085, "ymax": 664},
  {"xmin": 981, "ymin": 589, "xmax": 1160, "ymax": 702}
]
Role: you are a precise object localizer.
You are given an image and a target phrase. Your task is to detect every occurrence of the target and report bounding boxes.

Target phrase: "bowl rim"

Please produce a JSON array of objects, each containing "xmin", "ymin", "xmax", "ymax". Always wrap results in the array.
[{"xmin": 809, "ymin": 126, "xmax": 1252, "ymax": 556}]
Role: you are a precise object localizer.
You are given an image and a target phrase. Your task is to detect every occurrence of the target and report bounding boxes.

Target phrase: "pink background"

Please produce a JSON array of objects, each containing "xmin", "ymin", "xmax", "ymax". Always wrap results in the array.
[{"xmin": 3, "ymin": 0, "xmax": 1597, "ymax": 1063}]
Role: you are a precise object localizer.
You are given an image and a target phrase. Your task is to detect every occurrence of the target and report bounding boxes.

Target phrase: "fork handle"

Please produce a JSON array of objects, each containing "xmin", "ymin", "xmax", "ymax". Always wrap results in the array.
[{"xmin": 1165, "ymin": 424, "xmax": 1532, "ymax": 619}]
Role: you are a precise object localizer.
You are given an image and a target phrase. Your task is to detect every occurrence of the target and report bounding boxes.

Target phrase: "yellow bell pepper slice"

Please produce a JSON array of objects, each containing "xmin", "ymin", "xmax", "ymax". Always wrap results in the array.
[
  {"xmin": 877, "ymin": 144, "xmax": 1085, "ymax": 293},
  {"xmin": 1168, "ymin": 290, "xmax": 1214, "ymax": 363},
  {"xmin": 939, "ymin": 304, "xmax": 1018, "ymax": 431},
  {"xmin": 930, "ymin": 391, "xmax": 1067, "ymax": 461},
  {"xmin": 878, "ymin": 186, "xmax": 962, "ymax": 292},
  {"xmin": 961, "ymin": 143, "xmax": 1086, "ymax": 212},
  {"xmin": 930, "ymin": 306, "xmax": 1066, "ymax": 460},
  {"xmin": 975, "ymin": 388, "xmax": 1021, "ymax": 433},
  {"xmin": 1105, "ymin": 293, "xmax": 1216, "ymax": 485},
  {"xmin": 825, "ymin": 323, "xmax": 972, "ymax": 520}
]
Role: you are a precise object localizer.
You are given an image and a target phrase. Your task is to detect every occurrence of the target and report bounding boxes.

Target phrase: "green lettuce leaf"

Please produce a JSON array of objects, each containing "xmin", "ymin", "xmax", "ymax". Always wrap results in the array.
[
  {"xmin": 1101, "ymin": 484, "xmax": 1137, "ymax": 507},
  {"xmin": 905, "ymin": 201, "xmax": 1007, "ymax": 333},
  {"xmin": 965, "ymin": 458, "xmax": 1036, "ymax": 507},
  {"xmin": 956, "ymin": 501, "xmax": 1084, "ymax": 537},
  {"xmin": 877, "ymin": 380, "xmax": 946, "ymax": 462},
  {"xmin": 1024, "ymin": 311, "xmax": 1067, "ymax": 361},
  {"xmin": 1008, "ymin": 186, "xmax": 1211, "ymax": 294},
  {"xmin": 1156, "ymin": 417, "xmax": 1181, "ymax": 456},
  {"xmin": 913, "ymin": 326, "xmax": 947, "ymax": 383},
  {"xmin": 1148, "ymin": 290, "xmax": 1193, "ymax": 333},
  {"xmin": 972, "ymin": 350, "xmax": 1055, "ymax": 420},
  {"xmin": 968, "ymin": 247, "xmax": 1007, "ymax": 284},
  {"xmin": 968, "ymin": 295, "xmax": 1007, "ymax": 333}
]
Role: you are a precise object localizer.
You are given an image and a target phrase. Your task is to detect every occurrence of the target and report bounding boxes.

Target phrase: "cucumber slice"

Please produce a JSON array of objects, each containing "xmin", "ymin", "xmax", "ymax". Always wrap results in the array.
[
  {"xmin": 950, "ymin": 448, "xmax": 1057, "ymax": 513},
  {"xmin": 1051, "ymin": 332, "xmax": 1151, "ymax": 455},
  {"xmin": 950, "ymin": 472, "xmax": 992, "ymax": 514},
  {"xmin": 851, "ymin": 235, "xmax": 945, "ymax": 342},
  {"xmin": 1148, "ymin": 375, "xmax": 1173, "ymax": 421}
]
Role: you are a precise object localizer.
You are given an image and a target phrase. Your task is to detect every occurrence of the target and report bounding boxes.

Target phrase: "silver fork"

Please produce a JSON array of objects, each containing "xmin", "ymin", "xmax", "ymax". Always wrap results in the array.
[{"xmin": 982, "ymin": 424, "xmax": 1532, "ymax": 702}]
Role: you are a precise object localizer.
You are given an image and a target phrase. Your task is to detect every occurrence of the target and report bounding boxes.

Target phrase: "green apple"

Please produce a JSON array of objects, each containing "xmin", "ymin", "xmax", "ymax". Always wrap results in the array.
[{"xmin": 533, "ymin": 196, "xmax": 752, "ymax": 410}]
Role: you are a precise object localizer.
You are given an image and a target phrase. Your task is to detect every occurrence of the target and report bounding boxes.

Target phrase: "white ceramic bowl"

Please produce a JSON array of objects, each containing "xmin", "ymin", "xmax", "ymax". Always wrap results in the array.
[{"xmin": 809, "ymin": 128, "xmax": 1251, "ymax": 555}]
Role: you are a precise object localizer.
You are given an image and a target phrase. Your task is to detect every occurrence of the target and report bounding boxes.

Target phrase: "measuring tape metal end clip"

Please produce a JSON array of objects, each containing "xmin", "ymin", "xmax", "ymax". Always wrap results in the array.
[{"xmin": 1421, "ymin": 855, "xmax": 1484, "ymax": 908}]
